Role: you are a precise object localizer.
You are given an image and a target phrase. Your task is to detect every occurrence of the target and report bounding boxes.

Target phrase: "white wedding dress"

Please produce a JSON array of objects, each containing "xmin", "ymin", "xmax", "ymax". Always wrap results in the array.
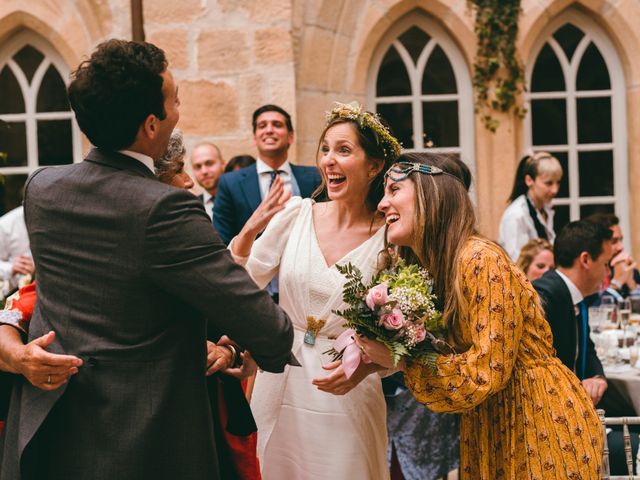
[{"xmin": 231, "ymin": 197, "xmax": 390, "ymax": 480}]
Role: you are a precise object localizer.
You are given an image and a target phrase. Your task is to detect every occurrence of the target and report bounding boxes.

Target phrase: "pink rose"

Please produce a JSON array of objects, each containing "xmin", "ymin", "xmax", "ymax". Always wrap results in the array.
[
  {"xmin": 381, "ymin": 308, "xmax": 405, "ymax": 330},
  {"xmin": 365, "ymin": 283, "xmax": 389, "ymax": 310},
  {"xmin": 414, "ymin": 324, "xmax": 427, "ymax": 343}
]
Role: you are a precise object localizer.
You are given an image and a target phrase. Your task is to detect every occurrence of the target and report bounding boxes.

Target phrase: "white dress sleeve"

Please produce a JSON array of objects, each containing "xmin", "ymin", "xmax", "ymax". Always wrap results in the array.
[{"xmin": 228, "ymin": 196, "xmax": 304, "ymax": 289}]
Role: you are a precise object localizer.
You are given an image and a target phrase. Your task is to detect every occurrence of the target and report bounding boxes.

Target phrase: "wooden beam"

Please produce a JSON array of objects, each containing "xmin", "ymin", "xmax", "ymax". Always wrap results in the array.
[{"xmin": 131, "ymin": 0, "xmax": 145, "ymax": 42}]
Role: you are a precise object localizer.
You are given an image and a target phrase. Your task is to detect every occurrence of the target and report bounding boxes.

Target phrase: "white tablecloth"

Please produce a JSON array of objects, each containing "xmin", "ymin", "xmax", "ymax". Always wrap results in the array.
[{"xmin": 605, "ymin": 364, "xmax": 640, "ymax": 415}]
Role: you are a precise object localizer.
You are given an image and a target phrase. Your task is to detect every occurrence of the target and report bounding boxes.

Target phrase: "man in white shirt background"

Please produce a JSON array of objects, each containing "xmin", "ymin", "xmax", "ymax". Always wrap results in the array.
[
  {"xmin": 190, "ymin": 143, "xmax": 225, "ymax": 219},
  {"xmin": 0, "ymin": 206, "xmax": 34, "ymax": 299}
]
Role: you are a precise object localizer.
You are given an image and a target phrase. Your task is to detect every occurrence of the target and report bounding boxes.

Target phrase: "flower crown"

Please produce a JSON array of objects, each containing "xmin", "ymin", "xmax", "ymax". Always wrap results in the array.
[{"xmin": 325, "ymin": 102, "xmax": 402, "ymax": 161}]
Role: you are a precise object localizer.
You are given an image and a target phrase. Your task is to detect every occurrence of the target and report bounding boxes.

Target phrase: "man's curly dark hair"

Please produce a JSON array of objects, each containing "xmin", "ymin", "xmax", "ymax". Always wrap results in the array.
[{"xmin": 68, "ymin": 39, "xmax": 168, "ymax": 150}]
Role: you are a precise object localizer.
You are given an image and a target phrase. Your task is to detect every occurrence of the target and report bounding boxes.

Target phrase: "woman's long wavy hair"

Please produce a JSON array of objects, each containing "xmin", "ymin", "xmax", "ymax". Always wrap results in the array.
[{"xmin": 383, "ymin": 152, "xmax": 477, "ymax": 350}]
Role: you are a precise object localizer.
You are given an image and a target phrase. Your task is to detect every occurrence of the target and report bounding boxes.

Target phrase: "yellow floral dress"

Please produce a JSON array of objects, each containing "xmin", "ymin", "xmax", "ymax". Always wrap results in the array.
[{"xmin": 404, "ymin": 238, "xmax": 602, "ymax": 479}]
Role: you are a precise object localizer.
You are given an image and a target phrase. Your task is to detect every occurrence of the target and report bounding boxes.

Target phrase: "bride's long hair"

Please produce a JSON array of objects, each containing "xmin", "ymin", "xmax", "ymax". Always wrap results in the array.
[{"xmin": 383, "ymin": 152, "xmax": 477, "ymax": 350}]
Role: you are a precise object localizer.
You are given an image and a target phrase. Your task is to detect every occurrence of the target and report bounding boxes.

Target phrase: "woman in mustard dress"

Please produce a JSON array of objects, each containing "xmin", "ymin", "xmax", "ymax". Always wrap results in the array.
[{"xmin": 359, "ymin": 152, "xmax": 603, "ymax": 479}]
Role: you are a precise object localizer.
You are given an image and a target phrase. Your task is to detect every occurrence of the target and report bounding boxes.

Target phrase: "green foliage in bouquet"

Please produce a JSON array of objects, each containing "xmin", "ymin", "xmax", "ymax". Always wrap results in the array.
[
  {"xmin": 333, "ymin": 260, "xmax": 450, "ymax": 369},
  {"xmin": 375, "ymin": 261, "xmax": 445, "ymax": 333},
  {"xmin": 337, "ymin": 262, "xmax": 365, "ymax": 306}
]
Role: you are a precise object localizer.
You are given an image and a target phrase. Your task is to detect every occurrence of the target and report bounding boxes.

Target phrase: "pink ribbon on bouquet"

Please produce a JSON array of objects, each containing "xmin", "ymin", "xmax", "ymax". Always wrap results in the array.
[{"xmin": 333, "ymin": 328, "xmax": 362, "ymax": 378}]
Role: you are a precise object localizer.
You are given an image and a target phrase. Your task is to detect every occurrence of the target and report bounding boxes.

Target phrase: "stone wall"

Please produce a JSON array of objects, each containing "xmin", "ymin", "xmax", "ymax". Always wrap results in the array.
[{"xmin": 144, "ymin": 0, "xmax": 298, "ymax": 161}]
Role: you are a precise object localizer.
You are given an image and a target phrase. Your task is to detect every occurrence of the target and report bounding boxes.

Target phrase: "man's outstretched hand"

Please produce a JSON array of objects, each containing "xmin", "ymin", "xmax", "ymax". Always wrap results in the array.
[{"xmin": 0, "ymin": 326, "xmax": 83, "ymax": 391}]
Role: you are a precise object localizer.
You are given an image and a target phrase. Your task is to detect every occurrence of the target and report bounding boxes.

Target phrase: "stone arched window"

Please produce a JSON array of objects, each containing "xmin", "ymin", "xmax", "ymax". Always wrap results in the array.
[
  {"xmin": 0, "ymin": 32, "xmax": 81, "ymax": 214},
  {"xmin": 525, "ymin": 10, "xmax": 628, "ymax": 239},
  {"xmin": 367, "ymin": 13, "xmax": 475, "ymax": 177}
]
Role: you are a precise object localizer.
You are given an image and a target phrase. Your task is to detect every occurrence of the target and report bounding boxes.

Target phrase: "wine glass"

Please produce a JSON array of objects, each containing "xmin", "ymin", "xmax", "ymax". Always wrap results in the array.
[
  {"xmin": 630, "ymin": 341, "xmax": 639, "ymax": 368},
  {"xmin": 588, "ymin": 306, "xmax": 603, "ymax": 334},
  {"xmin": 601, "ymin": 296, "xmax": 618, "ymax": 327},
  {"xmin": 620, "ymin": 298, "xmax": 632, "ymax": 334},
  {"xmin": 618, "ymin": 299, "xmax": 631, "ymax": 346}
]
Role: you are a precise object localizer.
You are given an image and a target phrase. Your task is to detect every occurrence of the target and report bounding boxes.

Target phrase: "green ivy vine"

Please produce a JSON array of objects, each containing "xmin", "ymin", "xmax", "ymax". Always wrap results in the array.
[{"xmin": 468, "ymin": 0, "xmax": 525, "ymax": 132}]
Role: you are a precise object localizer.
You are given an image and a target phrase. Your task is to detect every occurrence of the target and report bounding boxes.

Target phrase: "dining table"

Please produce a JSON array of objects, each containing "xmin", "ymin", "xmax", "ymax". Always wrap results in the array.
[{"xmin": 604, "ymin": 363, "xmax": 640, "ymax": 416}]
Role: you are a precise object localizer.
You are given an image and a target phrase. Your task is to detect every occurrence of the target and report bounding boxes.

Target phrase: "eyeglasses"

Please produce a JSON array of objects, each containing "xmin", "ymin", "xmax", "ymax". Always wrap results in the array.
[{"xmin": 384, "ymin": 162, "xmax": 444, "ymax": 182}]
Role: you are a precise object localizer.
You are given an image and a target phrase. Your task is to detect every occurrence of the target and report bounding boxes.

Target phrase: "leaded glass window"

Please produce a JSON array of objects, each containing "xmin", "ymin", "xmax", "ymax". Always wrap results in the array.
[
  {"xmin": 368, "ymin": 15, "xmax": 475, "ymax": 178},
  {"xmin": 0, "ymin": 34, "xmax": 80, "ymax": 214},
  {"xmin": 525, "ymin": 13, "xmax": 627, "ymax": 238}
]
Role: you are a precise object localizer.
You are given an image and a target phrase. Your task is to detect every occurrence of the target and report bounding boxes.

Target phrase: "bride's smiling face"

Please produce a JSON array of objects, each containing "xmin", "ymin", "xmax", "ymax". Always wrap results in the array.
[
  {"xmin": 378, "ymin": 177, "xmax": 416, "ymax": 247},
  {"xmin": 318, "ymin": 122, "xmax": 381, "ymax": 203}
]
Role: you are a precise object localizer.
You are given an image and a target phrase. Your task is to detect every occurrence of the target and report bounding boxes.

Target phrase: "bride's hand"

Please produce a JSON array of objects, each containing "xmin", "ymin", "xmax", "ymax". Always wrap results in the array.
[
  {"xmin": 311, "ymin": 360, "xmax": 380, "ymax": 396},
  {"xmin": 243, "ymin": 176, "xmax": 291, "ymax": 237},
  {"xmin": 232, "ymin": 176, "xmax": 291, "ymax": 258},
  {"xmin": 357, "ymin": 337, "xmax": 406, "ymax": 371}
]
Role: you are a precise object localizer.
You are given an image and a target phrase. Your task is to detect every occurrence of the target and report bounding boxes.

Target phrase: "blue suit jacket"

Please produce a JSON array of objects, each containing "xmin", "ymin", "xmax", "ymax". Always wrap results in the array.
[{"xmin": 213, "ymin": 163, "xmax": 321, "ymax": 245}]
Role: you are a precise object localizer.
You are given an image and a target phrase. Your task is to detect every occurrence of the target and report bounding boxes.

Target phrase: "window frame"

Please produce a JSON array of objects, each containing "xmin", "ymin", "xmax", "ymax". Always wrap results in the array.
[
  {"xmin": 0, "ymin": 31, "xmax": 82, "ymax": 177},
  {"xmin": 524, "ymin": 9, "xmax": 629, "ymax": 246},
  {"xmin": 366, "ymin": 13, "xmax": 476, "ymax": 184}
]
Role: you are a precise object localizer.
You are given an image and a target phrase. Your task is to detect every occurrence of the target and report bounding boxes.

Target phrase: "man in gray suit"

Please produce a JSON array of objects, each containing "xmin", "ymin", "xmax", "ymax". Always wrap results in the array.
[{"xmin": 0, "ymin": 40, "xmax": 295, "ymax": 480}]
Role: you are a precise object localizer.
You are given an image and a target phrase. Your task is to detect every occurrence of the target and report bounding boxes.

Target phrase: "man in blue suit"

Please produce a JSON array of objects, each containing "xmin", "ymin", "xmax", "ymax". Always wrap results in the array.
[{"xmin": 213, "ymin": 104, "xmax": 320, "ymax": 240}]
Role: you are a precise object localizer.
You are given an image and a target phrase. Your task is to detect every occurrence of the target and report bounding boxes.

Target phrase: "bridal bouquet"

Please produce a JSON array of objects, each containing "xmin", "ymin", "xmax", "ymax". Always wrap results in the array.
[{"xmin": 329, "ymin": 260, "xmax": 450, "ymax": 376}]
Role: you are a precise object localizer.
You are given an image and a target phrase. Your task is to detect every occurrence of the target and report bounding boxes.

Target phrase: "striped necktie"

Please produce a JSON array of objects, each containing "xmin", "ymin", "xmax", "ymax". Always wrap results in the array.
[{"xmin": 269, "ymin": 170, "xmax": 283, "ymax": 190}]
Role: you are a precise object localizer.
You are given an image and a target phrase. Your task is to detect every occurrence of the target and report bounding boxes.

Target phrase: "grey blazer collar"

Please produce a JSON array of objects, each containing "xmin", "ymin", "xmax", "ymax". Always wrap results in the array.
[{"xmin": 84, "ymin": 148, "xmax": 157, "ymax": 180}]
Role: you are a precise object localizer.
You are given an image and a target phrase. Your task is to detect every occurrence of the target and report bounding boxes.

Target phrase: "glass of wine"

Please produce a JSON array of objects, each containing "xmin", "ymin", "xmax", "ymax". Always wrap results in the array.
[
  {"xmin": 630, "ymin": 342, "xmax": 639, "ymax": 368},
  {"xmin": 620, "ymin": 298, "xmax": 632, "ymax": 335},
  {"xmin": 589, "ymin": 306, "xmax": 604, "ymax": 334},
  {"xmin": 601, "ymin": 296, "xmax": 618, "ymax": 328}
]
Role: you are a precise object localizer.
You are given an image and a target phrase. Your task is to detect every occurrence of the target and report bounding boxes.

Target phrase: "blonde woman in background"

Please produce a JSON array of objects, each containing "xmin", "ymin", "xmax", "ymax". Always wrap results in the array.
[
  {"xmin": 499, "ymin": 152, "xmax": 563, "ymax": 260},
  {"xmin": 516, "ymin": 238, "xmax": 554, "ymax": 282}
]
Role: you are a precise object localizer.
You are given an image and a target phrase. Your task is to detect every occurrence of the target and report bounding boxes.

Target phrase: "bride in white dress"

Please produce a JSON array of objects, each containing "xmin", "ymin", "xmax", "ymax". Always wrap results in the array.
[{"xmin": 229, "ymin": 103, "xmax": 401, "ymax": 479}]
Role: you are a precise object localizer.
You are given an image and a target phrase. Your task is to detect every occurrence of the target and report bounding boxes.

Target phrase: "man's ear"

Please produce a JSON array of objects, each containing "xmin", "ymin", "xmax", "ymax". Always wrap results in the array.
[
  {"xmin": 141, "ymin": 114, "xmax": 157, "ymax": 140},
  {"xmin": 578, "ymin": 251, "xmax": 591, "ymax": 270}
]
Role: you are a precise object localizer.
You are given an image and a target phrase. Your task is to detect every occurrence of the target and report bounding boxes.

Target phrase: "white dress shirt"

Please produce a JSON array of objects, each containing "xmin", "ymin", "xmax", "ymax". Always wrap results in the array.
[
  {"xmin": 498, "ymin": 194, "xmax": 555, "ymax": 260},
  {"xmin": 556, "ymin": 269, "xmax": 584, "ymax": 309},
  {"xmin": 256, "ymin": 158, "xmax": 293, "ymax": 198},
  {"xmin": 556, "ymin": 269, "xmax": 585, "ymax": 370},
  {"xmin": 118, "ymin": 149, "xmax": 155, "ymax": 173},
  {"xmin": 202, "ymin": 190, "xmax": 214, "ymax": 220},
  {"xmin": 0, "ymin": 206, "xmax": 30, "ymax": 295}
]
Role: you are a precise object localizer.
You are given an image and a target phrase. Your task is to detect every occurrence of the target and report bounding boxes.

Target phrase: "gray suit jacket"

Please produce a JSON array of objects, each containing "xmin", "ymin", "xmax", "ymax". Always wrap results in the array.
[{"xmin": 0, "ymin": 149, "xmax": 295, "ymax": 480}]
